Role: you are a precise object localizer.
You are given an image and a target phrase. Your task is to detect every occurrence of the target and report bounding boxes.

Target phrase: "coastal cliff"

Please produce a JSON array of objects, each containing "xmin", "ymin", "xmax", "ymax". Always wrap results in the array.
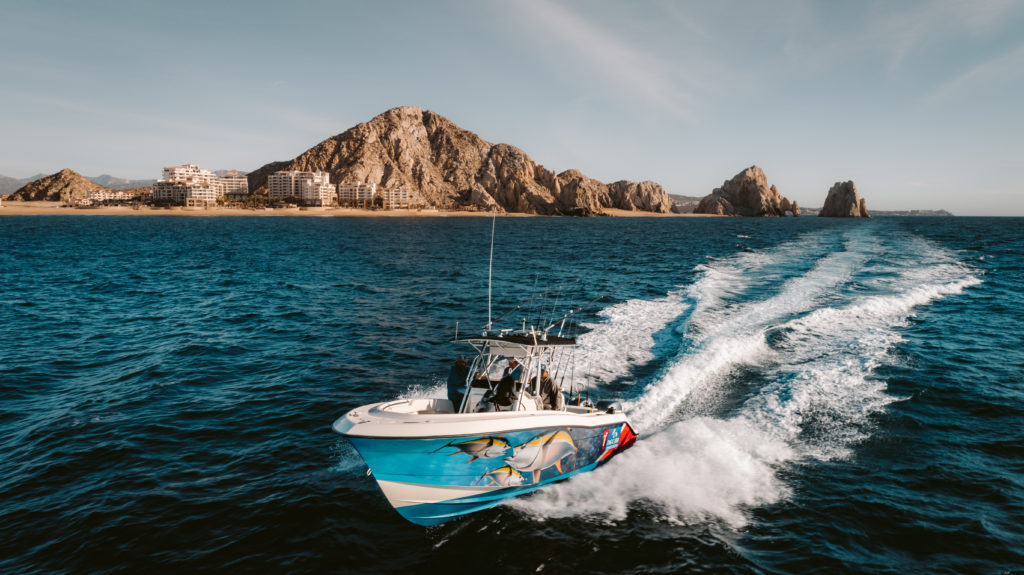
[
  {"xmin": 819, "ymin": 181, "xmax": 869, "ymax": 217},
  {"xmin": 694, "ymin": 166, "xmax": 799, "ymax": 217},
  {"xmin": 246, "ymin": 106, "xmax": 674, "ymax": 215}
]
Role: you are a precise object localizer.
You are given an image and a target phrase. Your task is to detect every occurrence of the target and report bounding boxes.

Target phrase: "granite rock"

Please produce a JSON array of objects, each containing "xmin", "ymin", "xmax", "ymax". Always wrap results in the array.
[
  {"xmin": 694, "ymin": 166, "xmax": 798, "ymax": 217},
  {"xmin": 819, "ymin": 181, "xmax": 869, "ymax": 217}
]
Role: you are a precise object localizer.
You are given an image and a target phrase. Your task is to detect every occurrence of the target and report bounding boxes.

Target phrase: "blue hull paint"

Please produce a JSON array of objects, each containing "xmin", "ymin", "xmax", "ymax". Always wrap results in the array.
[
  {"xmin": 345, "ymin": 422, "xmax": 637, "ymax": 525},
  {"xmin": 393, "ymin": 459, "xmax": 610, "ymax": 526}
]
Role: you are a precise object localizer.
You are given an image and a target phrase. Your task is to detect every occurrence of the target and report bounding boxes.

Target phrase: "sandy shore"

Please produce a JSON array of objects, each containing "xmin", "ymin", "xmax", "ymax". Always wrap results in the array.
[{"xmin": 0, "ymin": 201, "xmax": 721, "ymax": 217}]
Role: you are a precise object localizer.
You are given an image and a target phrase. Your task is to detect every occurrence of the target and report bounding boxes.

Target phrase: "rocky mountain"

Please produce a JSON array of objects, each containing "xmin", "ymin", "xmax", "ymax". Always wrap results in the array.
[
  {"xmin": 820, "ymin": 181, "xmax": 869, "ymax": 217},
  {"xmin": 694, "ymin": 166, "xmax": 799, "ymax": 217},
  {"xmin": 5, "ymin": 169, "xmax": 110, "ymax": 202},
  {"xmin": 2, "ymin": 172, "xmax": 156, "ymax": 195},
  {"xmin": 247, "ymin": 106, "xmax": 673, "ymax": 215}
]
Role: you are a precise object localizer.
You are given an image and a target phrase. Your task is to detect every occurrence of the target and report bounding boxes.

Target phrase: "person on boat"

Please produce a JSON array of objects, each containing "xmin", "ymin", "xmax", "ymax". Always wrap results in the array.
[
  {"xmin": 538, "ymin": 368, "xmax": 563, "ymax": 410},
  {"xmin": 503, "ymin": 358, "xmax": 524, "ymax": 382},
  {"xmin": 446, "ymin": 357, "xmax": 469, "ymax": 411},
  {"xmin": 494, "ymin": 375, "xmax": 518, "ymax": 409}
]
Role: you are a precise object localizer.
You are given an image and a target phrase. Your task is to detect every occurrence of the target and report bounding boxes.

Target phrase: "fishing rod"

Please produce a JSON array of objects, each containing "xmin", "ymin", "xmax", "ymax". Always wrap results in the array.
[
  {"xmin": 488, "ymin": 280, "xmax": 582, "ymax": 328},
  {"xmin": 545, "ymin": 280, "xmax": 638, "ymax": 336},
  {"xmin": 486, "ymin": 209, "xmax": 496, "ymax": 333}
]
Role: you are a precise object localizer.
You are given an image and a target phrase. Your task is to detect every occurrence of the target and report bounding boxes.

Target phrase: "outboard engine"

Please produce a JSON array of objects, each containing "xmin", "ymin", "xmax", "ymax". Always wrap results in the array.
[{"xmin": 595, "ymin": 400, "xmax": 622, "ymax": 414}]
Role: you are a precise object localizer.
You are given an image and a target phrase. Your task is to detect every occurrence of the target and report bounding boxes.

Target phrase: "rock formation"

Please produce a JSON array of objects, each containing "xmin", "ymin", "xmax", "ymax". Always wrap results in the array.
[
  {"xmin": 6, "ymin": 169, "xmax": 108, "ymax": 202},
  {"xmin": 694, "ymin": 166, "xmax": 798, "ymax": 217},
  {"xmin": 608, "ymin": 180, "xmax": 674, "ymax": 213},
  {"xmin": 247, "ymin": 106, "xmax": 674, "ymax": 215},
  {"xmin": 819, "ymin": 181, "xmax": 869, "ymax": 217}
]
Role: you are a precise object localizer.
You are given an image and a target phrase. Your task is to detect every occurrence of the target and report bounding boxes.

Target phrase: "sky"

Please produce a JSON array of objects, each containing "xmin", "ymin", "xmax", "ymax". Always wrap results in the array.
[{"xmin": 1, "ymin": 0, "xmax": 1022, "ymax": 215}]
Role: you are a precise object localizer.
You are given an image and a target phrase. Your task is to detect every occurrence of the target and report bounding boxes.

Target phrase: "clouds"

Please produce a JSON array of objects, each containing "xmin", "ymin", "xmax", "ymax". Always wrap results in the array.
[
  {"xmin": 927, "ymin": 41, "xmax": 1024, "ymax": 105},
  {"xmin": 512, "ymin": 0, "xmax": 718, "ymax": 119}
]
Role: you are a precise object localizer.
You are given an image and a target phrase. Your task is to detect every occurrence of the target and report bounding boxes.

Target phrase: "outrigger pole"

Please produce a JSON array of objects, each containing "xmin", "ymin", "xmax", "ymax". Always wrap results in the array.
[
  {"xmin": 545, "ymin": 281, "xmax": 637, "ymax": 337},
  {"xmin": 486, "ymin": 209, "xmax": 496, "ymax": 334}
]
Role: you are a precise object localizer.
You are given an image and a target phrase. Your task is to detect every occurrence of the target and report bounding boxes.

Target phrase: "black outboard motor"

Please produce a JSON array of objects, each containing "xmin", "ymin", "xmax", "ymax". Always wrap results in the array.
[{"xmin": 595, "ymin": 400, "xmax": 622, "ymax": 414}]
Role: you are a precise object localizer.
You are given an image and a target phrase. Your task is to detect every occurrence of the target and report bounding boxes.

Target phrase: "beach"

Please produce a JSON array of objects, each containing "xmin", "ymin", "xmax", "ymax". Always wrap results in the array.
[{"xmin": 0, "ymin": 201, "xmax": 721, "ymax": 217}]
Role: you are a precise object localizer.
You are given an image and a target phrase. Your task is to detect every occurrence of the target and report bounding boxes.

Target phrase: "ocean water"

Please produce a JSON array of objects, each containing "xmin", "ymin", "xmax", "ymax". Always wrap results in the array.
[{"xmin": 0, "ymin": 215, "xmax": 1021, "ymax": 574}]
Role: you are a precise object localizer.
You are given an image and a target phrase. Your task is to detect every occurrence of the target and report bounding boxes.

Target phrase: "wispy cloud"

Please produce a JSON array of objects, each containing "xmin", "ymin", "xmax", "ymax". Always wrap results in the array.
[
  {"xmin": 927, "ymin": 41, "xmax": 1024, "ymax": 104},
  {"xmin": 515, "ymin": 0, "xmax": 706, "ymax": 119},
  {"xmin": 869, "ymin": 0, "xmax": 1023, "ymax": 75}
]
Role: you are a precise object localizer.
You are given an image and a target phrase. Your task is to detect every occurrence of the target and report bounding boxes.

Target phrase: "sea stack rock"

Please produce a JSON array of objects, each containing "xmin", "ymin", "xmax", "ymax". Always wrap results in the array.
[
  {"xmin": 608, "ymin": 180, "xmax": 674, "ymax": 213},
  {"xmin": 819, "ymin": 181, "xmax": 869, "ymax": 217},
  {"xmin": 694, "ymin": 166, "xmax": 798, "ymax": 216}
]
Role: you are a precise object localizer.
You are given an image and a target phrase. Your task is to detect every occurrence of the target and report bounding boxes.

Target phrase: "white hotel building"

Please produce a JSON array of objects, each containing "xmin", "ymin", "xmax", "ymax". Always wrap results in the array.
[
  {"xmin": 219, "ymin": 170, "xmax": 249, "ymax": 201},
  {"xmin": 379, "ymin": 188, "xmax": 411, "ymax": 209},
  {"xmin": 337, "ymin": 182, "xmax": 377, "ymax": 207},
  {"xmin": 267, "ymin": 171, "xmax": 336, "ymax": 206},
  {"xmin": 153, "ymin": 164, "xmax": 220, "ymax": 205}
]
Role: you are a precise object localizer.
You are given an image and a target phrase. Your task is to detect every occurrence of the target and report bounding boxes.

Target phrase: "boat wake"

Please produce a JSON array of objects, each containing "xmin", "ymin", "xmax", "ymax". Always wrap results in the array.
[{"xmin": 508, "ymin": 225, "xmax": 981, "ymax": 526}]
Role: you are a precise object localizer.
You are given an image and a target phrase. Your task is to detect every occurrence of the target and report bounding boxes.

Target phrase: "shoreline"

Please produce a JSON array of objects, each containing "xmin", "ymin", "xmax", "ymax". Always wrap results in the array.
[{"xmin": 0, "ymin": 202, "xmax": 724, "ymax": 218}]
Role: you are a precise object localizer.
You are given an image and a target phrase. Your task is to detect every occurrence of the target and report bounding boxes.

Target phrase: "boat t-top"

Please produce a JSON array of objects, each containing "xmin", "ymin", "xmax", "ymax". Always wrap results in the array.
[{"xmin": 332, "ymin": 322, "xmax": 638, "ymax": 525}]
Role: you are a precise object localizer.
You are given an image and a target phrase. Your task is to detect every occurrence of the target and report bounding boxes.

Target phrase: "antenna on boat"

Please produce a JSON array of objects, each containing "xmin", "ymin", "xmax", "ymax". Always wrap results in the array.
[{"xmin": 486, "ymin": 209, "xmax": 496, "ymax": 334}]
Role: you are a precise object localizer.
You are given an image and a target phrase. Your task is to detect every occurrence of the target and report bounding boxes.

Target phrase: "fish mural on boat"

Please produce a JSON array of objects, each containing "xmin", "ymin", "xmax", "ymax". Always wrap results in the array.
[
  {"xmin": 436, "ymin": 436, "xmax": 512, "ymax": 463},
  {"xmin": 478, "ymin": 465, "xmax": 526, "ymax": 487},
  {"xmin": 504, "ymin": 430, "xmax": 578, "ymax": 483}
]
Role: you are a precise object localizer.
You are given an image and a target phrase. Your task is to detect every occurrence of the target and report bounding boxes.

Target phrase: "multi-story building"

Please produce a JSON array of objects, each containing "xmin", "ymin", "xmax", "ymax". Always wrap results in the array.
[
  {"xmin": 153, "ymin": 180, "xmax": 218, "ymax": 205},
  {"xmin": 379, "ymin": 188, "xmax": 411, "ymax": 209},
  {"xmin": 300, "ymin": 179, "xmax": 336, "ymax": 206},
  {"xmin": 219, "ymin": 170, "xmax": 249, "ymax": 200},
  {"xmin": 161, "ymin": 163, "xmax": 217, "ymax": 185},
  {"xmin": 268, "ymin": 171, "xmax": 336, "ymax": 206},
  {"xmin": 85, "ymin": 189, "xmax": 140, "ymax": 204},
  {"xmin": 337, "ymin": 182, "xmax": 377, "ymax": 207},
  {"xmin": 153, "ymin": 163, "xmax": 244, "ymax": 206}
]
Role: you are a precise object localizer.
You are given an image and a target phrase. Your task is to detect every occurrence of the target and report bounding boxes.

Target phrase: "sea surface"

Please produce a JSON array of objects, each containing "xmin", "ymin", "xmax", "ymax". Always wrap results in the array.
[{"xmin": 0, "ymin": 215, "xmax": 1021, "ymax": 574}]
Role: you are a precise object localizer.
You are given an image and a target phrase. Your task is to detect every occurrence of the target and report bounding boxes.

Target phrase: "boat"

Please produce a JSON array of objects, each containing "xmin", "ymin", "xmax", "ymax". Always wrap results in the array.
[{"xmin": 332, "ymin": 325, "xmax": 638, "ymax": 526}]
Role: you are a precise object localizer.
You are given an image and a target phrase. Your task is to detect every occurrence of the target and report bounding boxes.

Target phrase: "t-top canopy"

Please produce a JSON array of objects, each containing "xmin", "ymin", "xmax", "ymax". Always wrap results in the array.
[{"xmin": 454, "ymin": 332, "xmax": 577, "ymax": 358}]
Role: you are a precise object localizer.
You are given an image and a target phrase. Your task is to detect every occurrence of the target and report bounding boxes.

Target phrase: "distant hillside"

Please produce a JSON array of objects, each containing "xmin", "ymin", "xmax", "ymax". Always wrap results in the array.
[
  {"xmin": 247, "ymin": 106, "xmax": 674, "ymax": 215},
  {"xmin": 0, "ymin": 174, "xmax": 25, "ymax": 196},
  {"xmin": 668, "ymin": 193, "xmax": 703, "ymax": 213},
  {"xmin": 800, "ymin": 207, "xmax": 953, "ymax": 217},
  {"xmin": 89, "ymin": 174, "xmax": 154, "ymax": 190},
  {"xmin": 6, "ymin": 169, "xmax": 111, "ymax": 201}
]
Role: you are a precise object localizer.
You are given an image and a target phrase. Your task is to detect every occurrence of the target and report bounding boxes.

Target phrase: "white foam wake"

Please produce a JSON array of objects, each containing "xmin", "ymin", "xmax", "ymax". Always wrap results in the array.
[
  {"xmin": 626, "ymin": 231, "xmax": 873, "ymax": 431},
  {"xmin": 512, "ymin": 228, "xmax": 981, "ymax": 527},
  {"xmin": 572, "ymin": 291, "xmax": 690, "ymax": 387}
]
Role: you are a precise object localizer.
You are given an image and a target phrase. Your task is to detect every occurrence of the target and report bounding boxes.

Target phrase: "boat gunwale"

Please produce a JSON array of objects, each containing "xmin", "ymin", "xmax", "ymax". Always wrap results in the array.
[{"xmin": 334, "ymin": 400, "xmax": 630, "ymax": 439}]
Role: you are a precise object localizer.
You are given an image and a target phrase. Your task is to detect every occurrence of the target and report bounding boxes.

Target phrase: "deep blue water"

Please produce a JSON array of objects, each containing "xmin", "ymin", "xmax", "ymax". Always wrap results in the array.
[{"xmin": 0, "ymin": 215, "xmax": 1021, "ymax": 574}]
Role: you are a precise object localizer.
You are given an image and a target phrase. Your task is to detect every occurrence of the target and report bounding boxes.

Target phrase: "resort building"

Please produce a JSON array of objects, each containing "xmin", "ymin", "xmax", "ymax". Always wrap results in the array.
[
  {"xmin": 337, "ymin": 182, "xmax": 377, "ymax": 208},
  {"xmin": 90, "ymin": 189, "xmax": 140, "ymax": 204},
  {"xmin": 379, "ymin": 188, "xmax": 412, "ymax": 209},
  {"xmin": 153, "ymin": 180, "xmax": 218, "ymax": 205},
  {"xmin": 219, "ymin": 170, "xmax": 249, "ymax": 201},
  {"xmin": 161, "ymin": 163, "xmax": 217, "ymax": 185},
  {"xmin": 152, "ymin": 163, "xmax": 245, "ymax": 206},
  {"xmin": 268, "ymin": 171, "xmax": 336, "ymax": 206}
]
